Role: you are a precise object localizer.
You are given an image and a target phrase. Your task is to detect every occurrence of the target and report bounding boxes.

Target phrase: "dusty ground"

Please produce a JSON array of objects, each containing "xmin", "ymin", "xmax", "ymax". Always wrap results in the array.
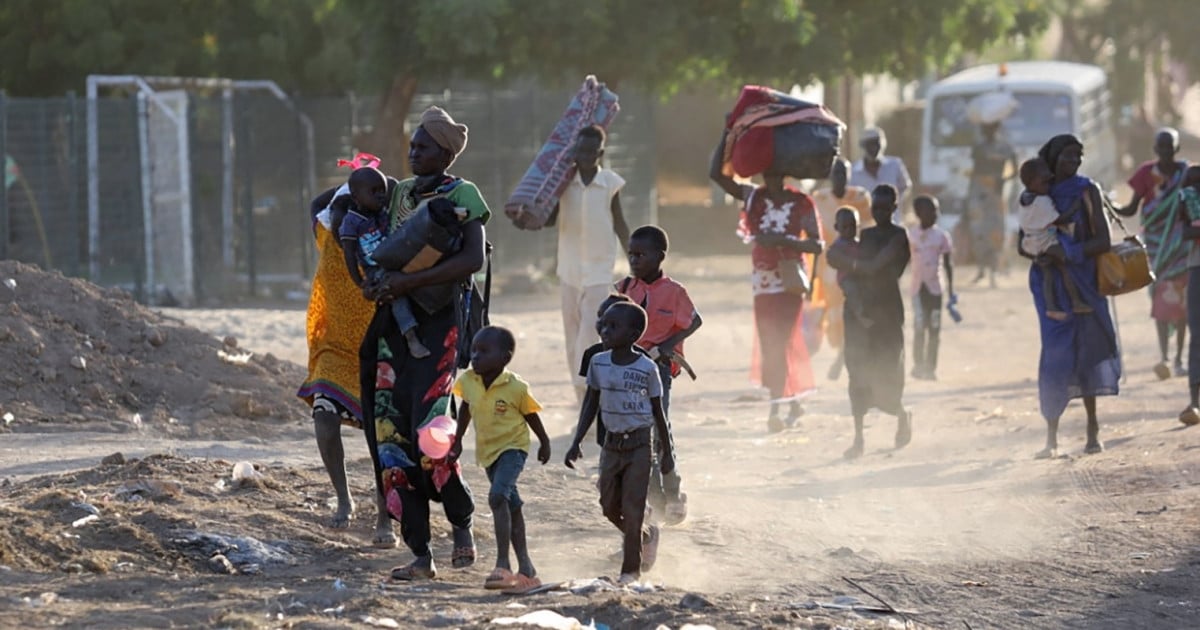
[{"xmin": 1, "ymin": 250, "xmax": 1199, "ymax": 629}]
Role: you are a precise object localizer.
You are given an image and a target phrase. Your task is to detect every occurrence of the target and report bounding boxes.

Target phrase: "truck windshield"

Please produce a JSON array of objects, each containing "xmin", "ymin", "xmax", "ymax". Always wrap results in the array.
[{"xmin": 930, "ymin": 91, "xmax": 1073, "ymax": 147}]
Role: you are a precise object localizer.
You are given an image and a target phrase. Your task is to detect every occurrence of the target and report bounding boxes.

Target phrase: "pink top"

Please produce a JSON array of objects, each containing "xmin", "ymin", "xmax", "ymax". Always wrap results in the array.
[{"xmin": 907, "ymin": 225, "xmax": 953, "ymax": 296}]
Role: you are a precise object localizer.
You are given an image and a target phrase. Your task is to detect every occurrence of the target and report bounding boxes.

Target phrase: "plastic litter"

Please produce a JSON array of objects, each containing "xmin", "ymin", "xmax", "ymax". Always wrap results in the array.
[
  {"xmin": 71, "ymin": 514, "xmax": 99, "ymax": 528},
  {"xmin": 360, "ymin": 616, "xmax": 401, "ymax": 628},
  {"xmin": 491, "ymin": 610, "xmax": 596, "ymax": 630},
  {"xmin": 231, "ymin": 461, "xmax": 261, "ymax": 481}
]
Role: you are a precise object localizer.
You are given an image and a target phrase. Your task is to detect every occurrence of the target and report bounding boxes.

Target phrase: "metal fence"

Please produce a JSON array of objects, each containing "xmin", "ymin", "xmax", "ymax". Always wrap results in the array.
[{"xmin": 0, "ymin": 80, "xmax": 656, "ymax": 305}]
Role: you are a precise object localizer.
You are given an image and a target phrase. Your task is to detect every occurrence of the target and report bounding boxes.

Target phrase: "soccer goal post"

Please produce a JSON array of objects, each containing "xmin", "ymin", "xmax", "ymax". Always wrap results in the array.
[{"xmin": 86, "ymin": 75, "xmax": 315, "ymax": 305}]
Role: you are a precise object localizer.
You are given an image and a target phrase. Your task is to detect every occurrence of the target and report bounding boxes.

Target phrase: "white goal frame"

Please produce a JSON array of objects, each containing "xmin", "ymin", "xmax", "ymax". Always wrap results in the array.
[{"xmin": 86, "ymin": 75, "xmax": 315, "ymax": 304}]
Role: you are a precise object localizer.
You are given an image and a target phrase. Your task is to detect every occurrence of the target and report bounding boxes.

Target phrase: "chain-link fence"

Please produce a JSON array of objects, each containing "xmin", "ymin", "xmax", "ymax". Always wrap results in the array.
[{"xmin": 1, "ymin": 80, "xmax": 656, "ymax": 304}]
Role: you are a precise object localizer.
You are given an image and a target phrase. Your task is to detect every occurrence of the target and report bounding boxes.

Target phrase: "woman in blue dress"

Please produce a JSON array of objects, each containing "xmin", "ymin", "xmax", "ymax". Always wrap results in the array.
[{"xmin": 1021, "ymin": 134, "xmax": 1121, "ymax": 458}]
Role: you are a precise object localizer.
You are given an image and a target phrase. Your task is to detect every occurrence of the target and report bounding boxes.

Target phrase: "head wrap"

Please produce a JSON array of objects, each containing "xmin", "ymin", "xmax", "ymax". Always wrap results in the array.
[
  {"xmin": 419, "ymin": 106, "xmax": 468, "ymax": 160},
  {"xmin": 1038, "ymin": 134, "xmax": 1082, "ymax": 176}
]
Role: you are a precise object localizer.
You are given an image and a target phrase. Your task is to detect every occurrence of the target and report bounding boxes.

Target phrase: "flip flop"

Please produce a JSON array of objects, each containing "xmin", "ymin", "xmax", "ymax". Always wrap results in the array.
[
  {"xmin": 451, "ymin": 546, "xmax": 476, "ymax": 568},
  {"xmin": 390, "ymin": 562, "xmax": 436, "ymax": 581},
  {"xmin": 501, "ymin": 573, "xmax": 544, "ymax": 595},
  {"xmin": 484, "ymin": 567, "xmax": 518, "ymax": 590}
]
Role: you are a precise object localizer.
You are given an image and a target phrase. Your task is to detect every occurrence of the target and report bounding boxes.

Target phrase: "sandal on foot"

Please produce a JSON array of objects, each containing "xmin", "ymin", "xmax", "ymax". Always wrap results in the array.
[
  {"xmin": 391, "ymin": 562, "xmax": 436, "ymax": 581},
  {"xmin": 1179, "ymin": 406, "xmax": 1200, "ymax": 427},
  {"xmin": 501, "ymin": 573, "xmax": 544, "ymax": 595},
  {"xmin": 484, "ymin": 567, "xmax": 518, "ymax": 590},
  {"xmin": 451, "ymin": 546, "xmax": 476, "ymax": 568}
]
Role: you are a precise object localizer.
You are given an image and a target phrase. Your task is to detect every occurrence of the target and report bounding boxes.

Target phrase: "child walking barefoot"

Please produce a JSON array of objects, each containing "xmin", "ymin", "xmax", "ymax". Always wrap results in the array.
[
  {"xmin": 566, "ymin": 302, "xmax": 676, "ymax": 584},
  {"xmin": 449, "ymin": 326, "xmax": 551, "ymax": 592}
]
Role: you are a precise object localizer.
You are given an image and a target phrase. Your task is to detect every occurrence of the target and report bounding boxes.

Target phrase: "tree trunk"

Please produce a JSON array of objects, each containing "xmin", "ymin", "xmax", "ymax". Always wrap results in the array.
[{"xmin": 353, "ymin": 74, "xmax": 419, "ymax": 175}]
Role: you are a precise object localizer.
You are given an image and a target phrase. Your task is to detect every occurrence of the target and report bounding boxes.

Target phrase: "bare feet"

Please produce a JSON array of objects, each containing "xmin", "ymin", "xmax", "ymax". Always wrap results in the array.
[
  {"xmin": 1034, "ymin": 446, "xmax": 1059, "ymax": 460},
  {"xmin": 767, "ymin": 415, "xmax": 785, "ymax": 434},
  {"xmin": 404, "ymin": 331, "xmax": 431, "ymax": 359},
  {"xmin": 330, "ymin": 500, "xmax": 354, "ymax": 529},
  {"xmin": 843, "ymin": 440, "xmax": 864, "ymax": 460},
  {"xmin": 1180, "ymin": 406, "xmax": 1200, "ymax": 427},
  {"xmin": 1083, "ymin": 441, "xmax": 1104, "ymax": 455},
  {"xmin": 372, "ymin": 525, "xmax": 398, "ymax": 549}
]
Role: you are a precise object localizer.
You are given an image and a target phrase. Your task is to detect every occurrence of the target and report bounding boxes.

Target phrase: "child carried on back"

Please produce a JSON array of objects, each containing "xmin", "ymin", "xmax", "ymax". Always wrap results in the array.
[
  {"xmin": 339, "ymin": 166, "xmax": 466, "ymax": 357},
  {"xmin": 1017, "ymin": 157, "xmax": 1092, "ymax": 322},
  {"xmin": 826, "ymin": 207, "xmax": 872, "ymax": 328}
]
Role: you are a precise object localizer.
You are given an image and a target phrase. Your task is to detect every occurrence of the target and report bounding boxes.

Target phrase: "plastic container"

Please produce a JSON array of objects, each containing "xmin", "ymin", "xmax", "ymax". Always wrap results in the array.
[{"xmin": 417, "ymin": 415, "xmax": 457, "ymax": 460}]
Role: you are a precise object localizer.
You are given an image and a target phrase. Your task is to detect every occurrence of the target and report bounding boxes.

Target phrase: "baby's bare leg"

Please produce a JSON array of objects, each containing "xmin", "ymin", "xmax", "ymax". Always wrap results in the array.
[{"xmin": 1058, "ymin": 264, "xmax": 1093, "ymax": 314}]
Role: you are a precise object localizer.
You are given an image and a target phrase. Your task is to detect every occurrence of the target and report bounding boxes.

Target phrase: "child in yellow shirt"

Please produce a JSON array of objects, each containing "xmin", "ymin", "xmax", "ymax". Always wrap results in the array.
[{"xmin": 449, "ymin": 326, "xmax": 551, "ymax": 593}]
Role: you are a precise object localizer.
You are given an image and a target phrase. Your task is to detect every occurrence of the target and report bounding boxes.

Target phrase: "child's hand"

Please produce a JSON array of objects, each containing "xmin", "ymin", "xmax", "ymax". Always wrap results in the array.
[
  {"xmin": 563, "ymin": 443, "xmax": 583, "ymax": 469},
  {"xmin": 653, "ymin": 345, "xmax": 674, "ymax": 364},
  {"xmin": 537, "ymin": 441, "xmax": 551, "ymax": 465}
]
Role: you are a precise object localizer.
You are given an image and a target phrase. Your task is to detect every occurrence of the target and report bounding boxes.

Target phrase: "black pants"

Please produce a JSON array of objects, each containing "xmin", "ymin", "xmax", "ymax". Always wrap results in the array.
[
  {"xmin": 598, "ymin": 427, "xmax": 653, "ymax": 575},
  {"xmin": 361, "ymin": 302, "xmax": 474, "ymax": 557},
  {"xmin": 912, "ymin": 285, "xmax": 943, "ymax": 374}
]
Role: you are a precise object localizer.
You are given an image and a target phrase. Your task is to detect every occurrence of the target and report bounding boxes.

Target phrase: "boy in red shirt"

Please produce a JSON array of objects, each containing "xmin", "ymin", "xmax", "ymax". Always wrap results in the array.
[{"xmin": 616, "ymin": 225, "xmax": 702, "ymax": 525}]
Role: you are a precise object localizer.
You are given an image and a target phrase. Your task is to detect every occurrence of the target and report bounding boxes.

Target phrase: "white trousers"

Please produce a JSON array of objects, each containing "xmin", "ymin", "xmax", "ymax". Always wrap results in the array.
[{"xmin": 561, "ymin": 283, "xmax": 612, "ymax": 388}]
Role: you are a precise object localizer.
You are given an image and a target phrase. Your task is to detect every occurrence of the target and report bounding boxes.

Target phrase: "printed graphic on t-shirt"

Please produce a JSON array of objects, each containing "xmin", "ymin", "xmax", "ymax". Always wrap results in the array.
[{"xmin": 358, "ymin": 227, "xmax": 386, "ymax": 266}]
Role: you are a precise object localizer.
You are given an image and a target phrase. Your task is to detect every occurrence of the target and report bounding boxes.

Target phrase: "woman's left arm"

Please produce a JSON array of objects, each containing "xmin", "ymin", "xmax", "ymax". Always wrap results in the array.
[
  {"xmin": 1081, "ymin": 184, "xmax": 1112, "ymax": 258},
  {"xmin": 364, "ymin": 220, "xmax": 486, "ymax": 302}
]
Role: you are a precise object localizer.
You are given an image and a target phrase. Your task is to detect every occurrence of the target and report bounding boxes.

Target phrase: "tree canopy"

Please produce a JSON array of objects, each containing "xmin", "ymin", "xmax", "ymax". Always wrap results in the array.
[
  {"xmin": 0, "ymin": 1, "xmax": 1051, "ymax": 162},
  {"xmin": 1057, "ymin": 0, "xmax": 1200, "ymax": 122},
  {"xmin": 1, "ymin": 0, "xmax": 1050, "ymax": 96}
]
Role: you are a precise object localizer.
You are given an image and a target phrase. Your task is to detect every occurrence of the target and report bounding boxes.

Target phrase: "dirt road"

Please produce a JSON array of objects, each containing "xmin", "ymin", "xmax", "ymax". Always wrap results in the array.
[{"xmin": 2, "ymin": 254, "xmax": 1198, "ymax": 628}]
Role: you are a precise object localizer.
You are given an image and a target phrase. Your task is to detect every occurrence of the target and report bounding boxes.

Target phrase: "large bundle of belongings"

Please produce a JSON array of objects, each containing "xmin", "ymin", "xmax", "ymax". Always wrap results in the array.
[
  {"xmin": 719, "ymin": 86, "xmax": 845, "ymax": 180},
  {"xmin": 504, "ymin": 75, "xmax": 620, "ymax": 230},
  {"xmin": 966, "ymin": 91, "xmax": 1019, "ymax": 125}
]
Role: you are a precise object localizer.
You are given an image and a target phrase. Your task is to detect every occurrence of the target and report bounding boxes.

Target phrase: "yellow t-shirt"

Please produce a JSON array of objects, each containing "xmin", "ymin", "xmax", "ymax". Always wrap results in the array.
[{"xmin": 452, "ymin": 369, "xmax": 542, "ymax": 467}]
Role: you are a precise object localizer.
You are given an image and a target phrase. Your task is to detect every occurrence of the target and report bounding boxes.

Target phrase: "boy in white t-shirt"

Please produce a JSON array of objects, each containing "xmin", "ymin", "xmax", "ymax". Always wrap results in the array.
[
  {"xmin": 547, "ymin": 125, "xmax": 631, "ymax": 401},
  {"xmin": 907, "ymin": 195, "xmax": 955, "ymax": 380},
  {"xmin": 1017, "ymin": 157, "xmax": 1092, "ymax": 322}
]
